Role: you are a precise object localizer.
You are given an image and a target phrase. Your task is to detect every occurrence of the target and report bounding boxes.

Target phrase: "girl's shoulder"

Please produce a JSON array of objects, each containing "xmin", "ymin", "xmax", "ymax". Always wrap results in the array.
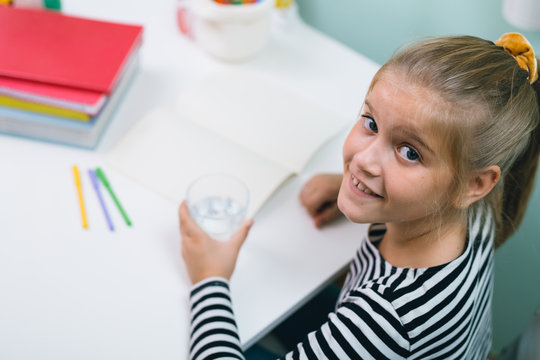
[
  {"xmin": 350, "ymin": 213, "xmax": 494, "ymax": 299},
  {"xmin": 468, "ymin": 205, "xmax": 495, "ymax": 250}
]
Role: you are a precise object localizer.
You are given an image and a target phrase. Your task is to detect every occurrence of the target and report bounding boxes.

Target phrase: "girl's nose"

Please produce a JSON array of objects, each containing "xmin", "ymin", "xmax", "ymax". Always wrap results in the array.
[{"xmin": 352, "ymin": 140, "xmax": 383, "ymax": 177}]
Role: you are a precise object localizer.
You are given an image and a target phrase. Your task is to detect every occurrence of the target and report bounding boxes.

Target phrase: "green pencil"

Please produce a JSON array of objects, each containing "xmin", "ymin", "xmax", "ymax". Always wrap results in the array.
[{"xmin": 96, "ymin": 167, "xmax": 132, "ymax": 226}]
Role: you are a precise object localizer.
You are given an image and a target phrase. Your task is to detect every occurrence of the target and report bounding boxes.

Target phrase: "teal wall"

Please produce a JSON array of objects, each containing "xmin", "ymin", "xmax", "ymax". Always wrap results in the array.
[
  {"xmin": 295, "ymin": 0, "xmax": 540, "ymax": 354},
  {"xmin": 295, "ymin": 0, "xmax": 540, "ymax": 64}
]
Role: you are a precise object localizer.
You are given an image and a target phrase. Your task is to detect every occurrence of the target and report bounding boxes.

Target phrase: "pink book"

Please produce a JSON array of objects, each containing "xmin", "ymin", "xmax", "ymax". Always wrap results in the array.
[{"xmin": 0, "ymin": 76, "xmax": 106, "ymax": 115}]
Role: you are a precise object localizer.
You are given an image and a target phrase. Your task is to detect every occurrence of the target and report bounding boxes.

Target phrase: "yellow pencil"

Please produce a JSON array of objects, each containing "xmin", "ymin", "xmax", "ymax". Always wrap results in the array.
[{"xmin": 73, "ymin": 165, "xmax": 88, "ymax": 229}]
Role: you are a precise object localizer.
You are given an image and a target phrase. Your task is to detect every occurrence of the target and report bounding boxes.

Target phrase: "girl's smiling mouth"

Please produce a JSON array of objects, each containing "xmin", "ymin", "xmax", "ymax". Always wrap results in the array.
[{"xmin": 350, "ymin": 175, "xmax": 384, "ymax": 198}]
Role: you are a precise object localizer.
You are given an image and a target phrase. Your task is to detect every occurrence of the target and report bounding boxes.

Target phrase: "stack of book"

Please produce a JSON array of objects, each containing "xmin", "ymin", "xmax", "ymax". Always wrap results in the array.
[{"xmin": 0, "ymin": 7, "xmax": 143, "ymax": 148}]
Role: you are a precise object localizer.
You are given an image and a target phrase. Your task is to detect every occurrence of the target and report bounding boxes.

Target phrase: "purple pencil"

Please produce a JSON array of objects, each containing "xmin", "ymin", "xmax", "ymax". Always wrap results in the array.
[{"xmin": 88, "ymin": 169, "xmax": 115, "ymax": 231}]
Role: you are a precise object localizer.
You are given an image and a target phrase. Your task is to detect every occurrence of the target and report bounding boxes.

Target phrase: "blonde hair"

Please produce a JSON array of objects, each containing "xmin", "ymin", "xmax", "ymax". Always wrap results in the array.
[{"xmin": 372, "ymin": 35, "xmax": 540, "ymax": 247}]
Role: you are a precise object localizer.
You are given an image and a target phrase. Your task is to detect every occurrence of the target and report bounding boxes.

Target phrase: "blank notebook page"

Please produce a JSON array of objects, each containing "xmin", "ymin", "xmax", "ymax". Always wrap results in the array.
[
  {"xmin": 176, "ymin": 69, "xmax": 351, "ymax": 173},
  {"xmin": 105, "ymin": 69, "xmax": 351, "ymax": 216},
  {"xmin": 105, "ymin": 108, "xmax": 290, "ymax": 217}
]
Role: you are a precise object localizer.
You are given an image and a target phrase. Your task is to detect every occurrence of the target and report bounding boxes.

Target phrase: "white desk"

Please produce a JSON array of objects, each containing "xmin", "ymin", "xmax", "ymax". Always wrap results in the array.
[{"xmin": 0, "ymin": 0, "xmax": 379, "ymax": 358}]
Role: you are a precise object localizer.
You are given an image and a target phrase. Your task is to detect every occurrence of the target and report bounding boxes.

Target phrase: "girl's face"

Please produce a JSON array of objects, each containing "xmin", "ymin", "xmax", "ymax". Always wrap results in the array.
[{"xmin": 338, "ymin": 74, "xmax": 456, "ymax": 227}]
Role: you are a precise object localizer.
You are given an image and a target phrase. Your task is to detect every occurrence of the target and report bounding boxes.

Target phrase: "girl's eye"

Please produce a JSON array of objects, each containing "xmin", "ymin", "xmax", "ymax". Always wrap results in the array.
[
  {"xmin": 362, "ymin": 116, "xmax": 378, "ymax": 133},
  {"xmin": 398, "ymin": 145, "xmax": 421, "ymax": 162}
]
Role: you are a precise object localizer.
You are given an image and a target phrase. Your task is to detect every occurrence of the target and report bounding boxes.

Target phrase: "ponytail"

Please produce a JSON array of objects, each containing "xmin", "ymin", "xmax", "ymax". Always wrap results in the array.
[{"xmin": 496, "ymin": 75, "xmax": 540, "ymax": 247}]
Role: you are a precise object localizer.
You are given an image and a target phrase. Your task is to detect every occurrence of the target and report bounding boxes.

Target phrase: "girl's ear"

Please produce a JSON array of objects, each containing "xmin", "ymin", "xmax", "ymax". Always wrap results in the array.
[{"xmin": 457, "ymin": 165, "xmax": 501, "ymax": 209}]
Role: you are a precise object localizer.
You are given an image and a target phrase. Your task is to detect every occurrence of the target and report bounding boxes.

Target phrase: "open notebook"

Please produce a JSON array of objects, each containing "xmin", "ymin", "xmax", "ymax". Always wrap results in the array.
[{"xmin": 105, "ymin": 70, "xmax": 352, "ymax": 217}]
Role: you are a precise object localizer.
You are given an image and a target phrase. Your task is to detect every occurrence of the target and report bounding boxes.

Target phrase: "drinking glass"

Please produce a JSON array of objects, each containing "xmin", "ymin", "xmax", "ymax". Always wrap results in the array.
[{"xmin": 186, "ymin": 173, "xmax": 249, "ymax": 240}]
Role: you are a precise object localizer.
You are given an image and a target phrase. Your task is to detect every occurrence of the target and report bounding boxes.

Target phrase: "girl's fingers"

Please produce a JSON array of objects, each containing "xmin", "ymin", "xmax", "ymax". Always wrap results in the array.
[
  {"xmin": 300, "ymin": 189, "xmax": 324, "ymax": 216},
  {"xmin": 299, "ymin": 179, "xmax": 318, "ymax": 206},
  {"xmin": 300, "ymin": 174, "xmax": 343, "ymax": 218},
  {"xmin": 230, "ymin": 219, "xmax": 254, "ymax": 250},
  {"xmin": 179, "ymin": 201, "xmax": 204, "ymax": 237},
  {"xmin": 314, "ymin": 203, "xmax": 340, "ymax": 228},
  {"xmin": 178, "ymin": 201, "xmax": 190, "ymax": 225}
]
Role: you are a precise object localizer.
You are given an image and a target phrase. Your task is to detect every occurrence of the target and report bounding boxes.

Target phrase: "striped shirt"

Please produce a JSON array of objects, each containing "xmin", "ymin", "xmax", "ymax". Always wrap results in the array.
[{"xmin": 188, "ymin": 209, "xmax": 494, "ymax": 359}]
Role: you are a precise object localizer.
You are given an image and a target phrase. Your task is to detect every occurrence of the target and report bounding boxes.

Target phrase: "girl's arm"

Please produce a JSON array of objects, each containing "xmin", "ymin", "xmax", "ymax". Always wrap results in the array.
[
  {"xmin": 189, "ymin": 278, "xmax": 244, "ymax": 360},
  {"xmin": 179, "ymin": 200, "xmax": 252, "ymax": 359},
  {"xmin": 180, "ymin": 191, "xmax": 409, "ymax": 360},
  {"xmin": 188, "ymin": 279, "xmax": 410, "ymax": 360}
]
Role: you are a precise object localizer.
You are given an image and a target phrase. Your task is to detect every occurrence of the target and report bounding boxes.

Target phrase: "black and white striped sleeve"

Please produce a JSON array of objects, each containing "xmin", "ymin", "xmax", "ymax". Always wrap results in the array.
[
  {"xmin": 189, "ymin": 278, "xmax": 410, "ymax": 360},
  {"xmin": 284, "ymin": 287, "xmax": 410, "ymax": 359},
  {"xmin": 189, "ymin": 277, "xmax": 245, "ymax": 360}
]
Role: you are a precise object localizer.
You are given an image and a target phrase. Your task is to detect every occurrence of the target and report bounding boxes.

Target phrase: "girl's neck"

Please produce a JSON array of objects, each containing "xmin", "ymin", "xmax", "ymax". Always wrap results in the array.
[{"xmin": 378, "ymin": 214, "xmax": 468, "ymax": 269}]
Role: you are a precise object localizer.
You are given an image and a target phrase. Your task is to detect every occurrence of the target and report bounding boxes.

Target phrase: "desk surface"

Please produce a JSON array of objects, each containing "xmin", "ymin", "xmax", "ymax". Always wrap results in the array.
[{"xmin": 0, "ymin": 0, "xmax": 379, "ymax": 358}]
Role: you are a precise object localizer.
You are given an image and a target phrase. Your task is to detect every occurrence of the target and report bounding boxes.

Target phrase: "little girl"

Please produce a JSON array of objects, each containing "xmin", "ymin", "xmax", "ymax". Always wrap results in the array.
[{"xmin": 179, "ymin": 32, "xmax": 540, "ymax": 359}]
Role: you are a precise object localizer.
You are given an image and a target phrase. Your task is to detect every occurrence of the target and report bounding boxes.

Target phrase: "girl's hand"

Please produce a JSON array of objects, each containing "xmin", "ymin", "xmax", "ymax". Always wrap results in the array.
[
  {"xmin": 299, "ymin": 173, "xmax": 343, "ymax": 228},
  {"xmin": 178, "ymin": 201, "xmax": 254, "ymax": 284}
]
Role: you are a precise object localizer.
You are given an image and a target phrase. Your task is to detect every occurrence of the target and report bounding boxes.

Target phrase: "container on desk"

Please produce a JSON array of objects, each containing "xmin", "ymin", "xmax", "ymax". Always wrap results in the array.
[
  {"xmin": 186, "ymin": 173, "xmax": 250, "ymax": 241},
  {"xmin": 178, "ymin": 0, "xmax": 272, "ymax": 61}
]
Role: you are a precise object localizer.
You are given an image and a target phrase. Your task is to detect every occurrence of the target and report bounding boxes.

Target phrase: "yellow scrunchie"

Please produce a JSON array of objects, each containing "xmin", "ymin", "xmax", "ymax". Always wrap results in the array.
[{"xmin": 495, "ymin": 32, "xmax": 538, "ymax": 84}]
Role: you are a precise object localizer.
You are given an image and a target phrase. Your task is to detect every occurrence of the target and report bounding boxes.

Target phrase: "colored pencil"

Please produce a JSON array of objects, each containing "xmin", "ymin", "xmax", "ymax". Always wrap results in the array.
[
  {"xmin": 89, "ymin": 169, "xmax": 115, "ymax": 231},
  {"xmin": 72, "ymin": 165, "xmax": 88, "ymax": 229},
  {"xmin": 96, "ymin": 167, "xmax": 132, "ymax": 226}
]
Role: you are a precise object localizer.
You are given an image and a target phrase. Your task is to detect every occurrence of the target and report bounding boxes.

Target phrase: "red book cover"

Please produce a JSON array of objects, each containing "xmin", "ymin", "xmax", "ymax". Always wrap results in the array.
[{"xmin": 0, "ymin": 7, "xmax": 143, "ymax": 94}]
